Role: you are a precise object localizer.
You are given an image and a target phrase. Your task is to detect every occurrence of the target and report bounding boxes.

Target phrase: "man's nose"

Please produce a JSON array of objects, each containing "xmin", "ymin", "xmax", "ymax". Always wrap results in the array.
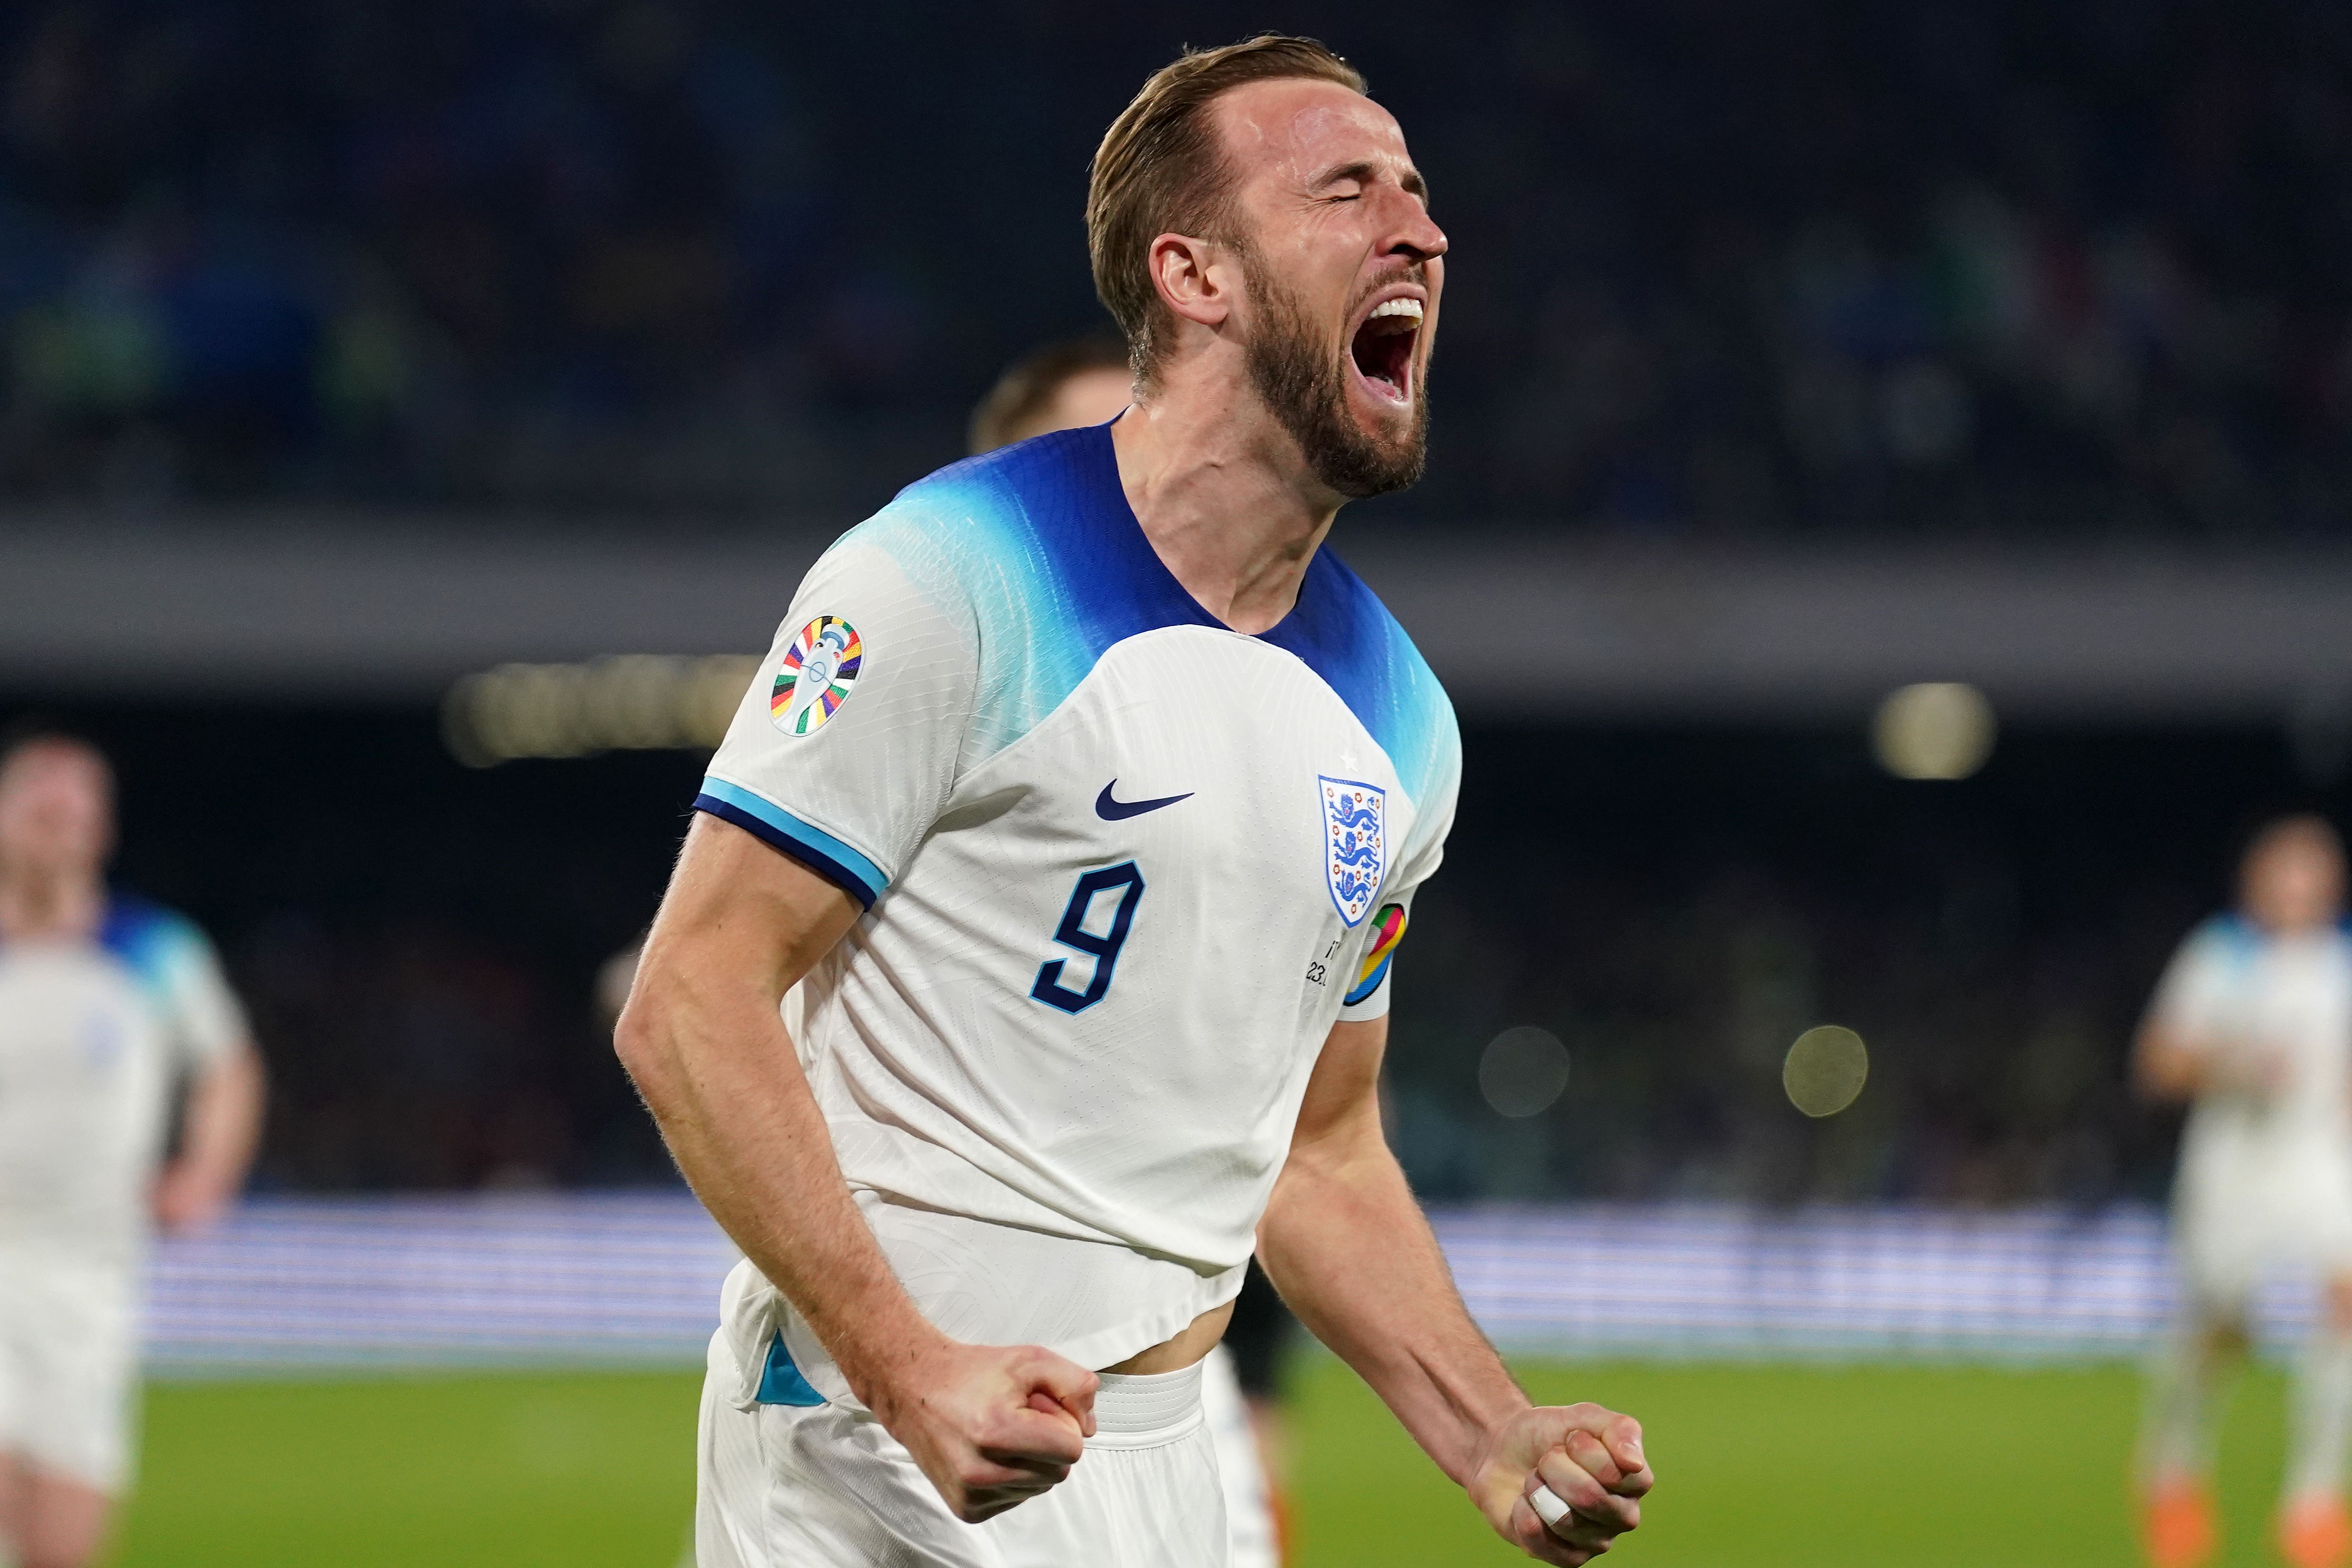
[{"xmin": 1379, "ymin": 195, "xmax": 1446, "ymax": 264}]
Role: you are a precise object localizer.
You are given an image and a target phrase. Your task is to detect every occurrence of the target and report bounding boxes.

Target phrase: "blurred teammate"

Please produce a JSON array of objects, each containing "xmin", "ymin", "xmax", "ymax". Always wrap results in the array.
[
  {"xmin": 2138, "ymin": 816, "xmax": 2352, "ymax": 1568},
  {"xmin": 620, "ymin": 35, "xmax": 1650, "ymax": 1568},
  {"xmin": 969, "ymin": 334, "xmax": 1292, "ymax": 1568},
  {"xmin": 0, "ymin": 733, "xmax": 265, "ymax": 1568},
  {"xmin": 966, "ymin": 336, "xmax": 1134, "ymax": 456}
]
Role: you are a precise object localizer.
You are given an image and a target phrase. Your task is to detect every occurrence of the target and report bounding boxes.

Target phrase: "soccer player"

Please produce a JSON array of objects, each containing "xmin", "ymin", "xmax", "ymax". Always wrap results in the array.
[
  {"xmin": 619, "ymin": 36, "xmax": 1652, "ymax": 1568},
  {"xmin": 2139, "ymin": 815, "xmax": 2352, "ymax": 1568},
  {"xmin": 969, "ymin": 334, "xmax": 1293, "ymax": 1568},
  {"xmin": 0, "ymin": 732, "xmax": 265, "ymax": 1568}
]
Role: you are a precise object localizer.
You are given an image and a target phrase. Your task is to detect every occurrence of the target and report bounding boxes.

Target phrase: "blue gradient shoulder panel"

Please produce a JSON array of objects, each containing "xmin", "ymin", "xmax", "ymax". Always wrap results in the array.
[
  {"xmin": 1258, "ymin": 547, "xmax": 1458, "ymax": 814},
  {"xmin": 2189, "ymin": 912, "xmax": 2352, "ymax": 965},
  {"xmin": 96, "ymin": 893, "xmax": 202, "ymax": 1006},
  {"xmin": 0, "ymin": 893, "xmax": 205, "ymax": 1012},
  {"xmin": 836, "ymin": 422, "xmax": 1458, "ymax": 807},
  {"xmin": 841, "ymin": 423, "xmax": 1218, "ymax": 763}
]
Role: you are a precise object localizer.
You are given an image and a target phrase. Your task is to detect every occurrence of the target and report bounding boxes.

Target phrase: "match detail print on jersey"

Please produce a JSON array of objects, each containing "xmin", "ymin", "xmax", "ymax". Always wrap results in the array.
[
  {"xmin": 1319, "ymin": 776, "xmax": 1387, "ymax": 926},
  {"xmin": 770, "ymin": 614, "xmax": 864, "ymax": 736}
]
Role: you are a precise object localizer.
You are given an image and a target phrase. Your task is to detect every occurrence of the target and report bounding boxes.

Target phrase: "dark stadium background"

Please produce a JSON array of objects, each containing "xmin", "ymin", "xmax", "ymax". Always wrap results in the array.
[{"xmin": 6, "ymin": 0, "xmax": 2345, "ymax": 1205}]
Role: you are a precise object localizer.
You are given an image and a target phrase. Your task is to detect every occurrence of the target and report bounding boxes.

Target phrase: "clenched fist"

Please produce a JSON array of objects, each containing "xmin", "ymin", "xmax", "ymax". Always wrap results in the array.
[
  {"xmin": 863, "ymin": 1336, "xmax": 1101, "ymax": 1522},
  {"xmin": 1467, "ymin": 1401, "xmax": 1652, "ymax": 1564}
]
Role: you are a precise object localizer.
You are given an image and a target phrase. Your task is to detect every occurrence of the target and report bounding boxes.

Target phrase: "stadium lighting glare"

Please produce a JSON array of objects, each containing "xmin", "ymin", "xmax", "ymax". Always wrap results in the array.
[
  {"xmin": 1872, "ymin": 682, "xmax": 1996, "ymax": 781},
  {"xmin": 1478, "ymin": 1027, "xmax": 1571, "ymax": 1119},
  {"xmin": 1783, "ymin": 1025, "xmax": 1869, "ymax": 1117},
  {"xmin": 442, "ymin": 655, "xmax": 761, "ymax": 766}
]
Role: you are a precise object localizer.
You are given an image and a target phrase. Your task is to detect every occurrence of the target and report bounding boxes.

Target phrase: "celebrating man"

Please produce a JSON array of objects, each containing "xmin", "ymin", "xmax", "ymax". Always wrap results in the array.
[{"xmin": 620, "ymin": 35, "xmax": 1651, "ymax": 1567}]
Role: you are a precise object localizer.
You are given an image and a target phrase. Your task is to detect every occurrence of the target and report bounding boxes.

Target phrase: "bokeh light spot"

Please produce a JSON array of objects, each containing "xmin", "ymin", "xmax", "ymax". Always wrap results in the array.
[
  {"xmin": 441, "ymin": 655, "xmax": 762, "ymax": 765},
  {"xmin": 1873, "ymin": 682, "xmax": 1996, "ymax": 780},
  {"xmin": 1784, "ymin": 1025, "xmax": 1869, "ymax": 1118},
  {"xmin": 1479, "ymin": 1027, "xmax": 1571, "ymax": 1119}
]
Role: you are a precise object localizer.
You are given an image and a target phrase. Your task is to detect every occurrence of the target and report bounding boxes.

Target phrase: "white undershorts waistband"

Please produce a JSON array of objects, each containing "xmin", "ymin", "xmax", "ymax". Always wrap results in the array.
[{"xmin": 1087, "ymin": 1362, "xmax": 1204, "ymax": 1447}]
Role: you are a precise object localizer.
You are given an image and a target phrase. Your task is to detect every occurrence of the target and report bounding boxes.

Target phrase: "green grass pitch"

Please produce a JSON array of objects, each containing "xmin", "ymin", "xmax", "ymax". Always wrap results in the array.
[{"xmin": 110, "ymin": 1358, "xmax": 2298, "ymax": 1566}]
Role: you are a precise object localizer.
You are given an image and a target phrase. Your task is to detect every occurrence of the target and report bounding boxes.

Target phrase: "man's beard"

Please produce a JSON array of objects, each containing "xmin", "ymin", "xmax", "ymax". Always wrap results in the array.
[{"xmin": 1238, "ymin": 246, "xmax": 1429, "ymax": 499}]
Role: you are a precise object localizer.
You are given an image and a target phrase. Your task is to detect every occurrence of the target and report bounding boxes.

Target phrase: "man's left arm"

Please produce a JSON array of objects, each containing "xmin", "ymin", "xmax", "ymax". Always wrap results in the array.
[
  {"xmin": 1256, "ymin": 1016, "xmax": 1652, "ymax": 1565},
  {"xmin": 153, "ymin": 1041, "xmax": 265, "ymax": 1232}
]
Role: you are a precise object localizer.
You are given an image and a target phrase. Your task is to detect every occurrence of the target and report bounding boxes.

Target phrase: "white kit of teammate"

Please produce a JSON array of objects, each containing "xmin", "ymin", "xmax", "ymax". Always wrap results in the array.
[
  {"xmin": 0, "ymin": 735, "xmax": 264, "ymax": 1568},
  {"xmin": 0, "ymin": 900, "xmax": 245, "ymax": 1482},
  {"xmin": 622, "ymin": 36, "xmax": 1652, "ymax": 1568},
  {"xmin": 2140, "ymin": 816, "xmax": 2352, "ymax": 1568},
  {"xmin": 2158, "ymin": 922, "xmax": 2352, "ymax": 1309}
]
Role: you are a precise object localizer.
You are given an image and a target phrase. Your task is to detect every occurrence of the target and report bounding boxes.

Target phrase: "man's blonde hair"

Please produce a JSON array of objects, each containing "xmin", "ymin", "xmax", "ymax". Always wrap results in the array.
[{"xmin": 1087, "ymin": 36, "xmax": 1365, "ymax": 385}]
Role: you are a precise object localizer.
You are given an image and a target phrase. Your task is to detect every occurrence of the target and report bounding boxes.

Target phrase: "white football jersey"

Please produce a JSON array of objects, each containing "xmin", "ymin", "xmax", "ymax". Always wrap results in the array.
[
  {"xmin": 2150, "ymin": 915, "xmax": 2352, "ymax": 1202},
  {"xmin": 699, "ymin": 421, "xmax": 1460, "ymax": 1379},
  {"xmin": 0, "ymin": 897, "xmax": 246, "ymax": 1259}
]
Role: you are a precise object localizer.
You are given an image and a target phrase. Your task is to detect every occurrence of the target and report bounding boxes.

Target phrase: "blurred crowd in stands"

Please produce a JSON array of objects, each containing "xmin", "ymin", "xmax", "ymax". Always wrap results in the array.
[{"xmin": 1, "ymin": 0, "xmax": 2346, "ymax": 534}]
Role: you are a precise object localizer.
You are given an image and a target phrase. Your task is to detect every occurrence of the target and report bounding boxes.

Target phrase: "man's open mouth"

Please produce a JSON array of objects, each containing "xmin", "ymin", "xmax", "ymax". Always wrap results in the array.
[{"xmin": 1349, "ymin": 297, "xmax": 1422, "ymax": 404}]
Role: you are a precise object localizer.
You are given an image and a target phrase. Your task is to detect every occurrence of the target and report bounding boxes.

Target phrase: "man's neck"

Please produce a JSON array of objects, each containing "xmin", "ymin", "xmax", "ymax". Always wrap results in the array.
[
  {"xmin": 0, "ymin": 866, "xmax": 103, "ymax": 943},
  {"xmin": 1110, "ymin": 361, "xmax": 1343, "ymax": 637}
]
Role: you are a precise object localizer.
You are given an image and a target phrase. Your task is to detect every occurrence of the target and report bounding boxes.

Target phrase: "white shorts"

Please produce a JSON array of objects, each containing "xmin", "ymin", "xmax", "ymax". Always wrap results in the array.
[
  {"xmin": 2175, "ymin": 1155, "xmax": 2352, "ymax": 1311},
  {"xmin": 0, "ymin": 1246, "xmax": 139, "ymax": 1491},
  {"xmin": 1199, "ymin": 1346, "xmax": 1278, "ymax": 1568},
  {"xmin": 697, "ymin": 1329, "xmax": 1228, "ymax": 1568}
]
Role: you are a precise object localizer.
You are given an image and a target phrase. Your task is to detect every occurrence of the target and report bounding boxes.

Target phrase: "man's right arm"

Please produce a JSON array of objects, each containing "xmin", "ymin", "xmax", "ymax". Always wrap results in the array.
[
  {"xmin": 615, "ymin": 813, "xmax": 1097, "ymax": 1521},
  {"xmin": 2136, "ymin": 1018, "xmax": 2209, "ymax": 1103},
  {"xmin": 2135, "ymin": 931, "xmax": 2286, "ymax": 1106},
  {"xmin": 2136, "ymin": 1017, "xmax": 2281, "ymax": 1104}
]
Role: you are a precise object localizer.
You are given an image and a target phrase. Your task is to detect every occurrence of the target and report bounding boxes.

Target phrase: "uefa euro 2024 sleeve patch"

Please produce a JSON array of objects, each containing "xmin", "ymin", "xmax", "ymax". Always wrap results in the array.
[
  {"xmin": 1318, "ymin": 776, "xmax": 1386, "ymax": 926},
  {"xmin": 770, "ymin": 615, "xmax": 863, "ymax": 737}
]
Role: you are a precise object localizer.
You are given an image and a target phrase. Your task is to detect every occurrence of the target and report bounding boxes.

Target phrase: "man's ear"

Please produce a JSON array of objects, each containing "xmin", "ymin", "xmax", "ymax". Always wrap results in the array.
[{"xmin": 1149, "ymin": 232, "xmax": 1235, "ymax": 330}]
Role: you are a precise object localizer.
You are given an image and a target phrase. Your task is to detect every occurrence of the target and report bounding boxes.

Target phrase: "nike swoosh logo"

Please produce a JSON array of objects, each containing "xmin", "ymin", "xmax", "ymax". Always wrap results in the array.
[{"xmin": 1095, "ymin": 780, "xmax": 1195, "ymax": 820}]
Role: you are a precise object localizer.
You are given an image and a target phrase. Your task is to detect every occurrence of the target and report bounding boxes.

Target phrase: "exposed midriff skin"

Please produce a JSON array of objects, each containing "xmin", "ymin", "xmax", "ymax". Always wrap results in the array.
[{"xmin": 1104, "ymin": 1298, "xmax": 1235, "ymax": 1374}]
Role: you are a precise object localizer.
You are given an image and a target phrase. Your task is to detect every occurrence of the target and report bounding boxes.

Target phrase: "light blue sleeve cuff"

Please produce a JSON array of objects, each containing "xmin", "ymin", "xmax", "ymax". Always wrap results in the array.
[{"xmin": 694, "ymin": 779, "xmax": 888, "ymax": 909}]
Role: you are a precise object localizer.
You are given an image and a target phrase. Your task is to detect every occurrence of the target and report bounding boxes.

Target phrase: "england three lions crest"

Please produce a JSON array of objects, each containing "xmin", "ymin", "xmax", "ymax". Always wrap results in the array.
[{"xmin": 1318, "ymin": 776, "xmax": 1387, "ymax": 927}]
